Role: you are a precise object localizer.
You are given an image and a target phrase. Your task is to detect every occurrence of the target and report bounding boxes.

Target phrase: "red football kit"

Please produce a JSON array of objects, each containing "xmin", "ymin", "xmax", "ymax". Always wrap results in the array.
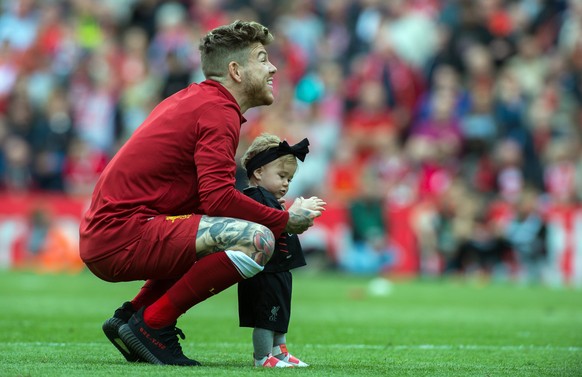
[{"xmin": 79, "ymin": 80, "xmax": 288, "ymax": 279}]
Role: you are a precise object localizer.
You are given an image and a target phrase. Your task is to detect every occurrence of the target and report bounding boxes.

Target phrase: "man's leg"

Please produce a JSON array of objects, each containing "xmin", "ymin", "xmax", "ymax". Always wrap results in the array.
[
  {"xmin": 119, "ymin": 216, "xmax": 275, "ymax": 365},
  {"xmin": 143, "ymin": 251, "xmax": 248, "ymax": 327},
  {"xmin": 132, "ymin": 279, "xmax": 178, "ymax": 310},
  {"xmin": 144, "ymin": 216, "xmax": 275, "ymax": 327}
]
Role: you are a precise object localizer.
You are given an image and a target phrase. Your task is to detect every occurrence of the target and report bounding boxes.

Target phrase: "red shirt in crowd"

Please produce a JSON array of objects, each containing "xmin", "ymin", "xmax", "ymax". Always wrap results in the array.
[{"xmin": 80, "ymin": 80, "xmax": 288, "ymax": 263}]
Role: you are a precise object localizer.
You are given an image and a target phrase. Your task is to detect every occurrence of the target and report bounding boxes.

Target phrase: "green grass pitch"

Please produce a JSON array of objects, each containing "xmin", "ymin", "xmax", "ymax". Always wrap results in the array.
[{"xmin": 1, "ymin": 269, "xmax": 581, "ymax": 376}]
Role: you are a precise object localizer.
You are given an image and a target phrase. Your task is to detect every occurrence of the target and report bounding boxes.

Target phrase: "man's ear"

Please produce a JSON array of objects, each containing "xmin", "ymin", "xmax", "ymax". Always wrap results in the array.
[{"xmin": 228, "ymin": 61, "xmax": 242, "ymax": 83}]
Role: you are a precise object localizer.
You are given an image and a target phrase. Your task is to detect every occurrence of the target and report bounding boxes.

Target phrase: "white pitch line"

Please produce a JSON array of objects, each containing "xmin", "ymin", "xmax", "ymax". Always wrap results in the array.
[
  {"xmin": 312, "ymin": 344, "xmax": 582, "ymax": 352},
  {"xmin": 3, "ymin": 342, "xmax": 581, "ymax": 352}
]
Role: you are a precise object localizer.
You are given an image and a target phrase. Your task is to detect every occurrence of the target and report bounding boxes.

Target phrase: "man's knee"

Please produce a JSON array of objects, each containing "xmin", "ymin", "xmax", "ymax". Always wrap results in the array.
[
  {"xmin": 223, "ymin": 224, "xmax": 275, "ymax": 279},
  {"xmin": 195, "ymin": 216, "xmax": 275, "ymax": 265},
  {"xmin": 247, "ymin": 224, "xmax": 275, "ymax": 266}
]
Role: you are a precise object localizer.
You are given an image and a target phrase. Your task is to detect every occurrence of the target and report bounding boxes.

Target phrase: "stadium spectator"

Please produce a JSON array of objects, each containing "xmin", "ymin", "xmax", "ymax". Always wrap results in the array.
[
  {"xmin": 61, "ymin": 137, "xmax": 107, "ymax": 197},
  {"xmin": 344, "ymin": 80, "xmax": 397, "ymax": 163},
  {"xmin": 342, "ymin": 170, "xmax": 394, "ymax": 275},
  {"xmin": 445, "ymin": 210, "xmax": 514, "ymax": 278},
  {"xmin": 503, "ymin": 187, "xmax": 546, "ymax": 284}
]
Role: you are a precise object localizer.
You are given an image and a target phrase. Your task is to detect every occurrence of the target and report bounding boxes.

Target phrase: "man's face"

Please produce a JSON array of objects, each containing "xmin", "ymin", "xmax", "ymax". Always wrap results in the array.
[{"xmin": 241, "ymin": 43, "xmax": 277, "ymax": 108}]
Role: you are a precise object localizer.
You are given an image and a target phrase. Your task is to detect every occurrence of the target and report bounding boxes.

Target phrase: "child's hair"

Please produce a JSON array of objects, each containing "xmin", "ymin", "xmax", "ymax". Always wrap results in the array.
[
  {"xmin": 199, "ymin": 20, "xmax": 274, "ymax": 80},
  {"xmin": 241, "ymin": 133, "xmax": 297, "ymax": 175}
]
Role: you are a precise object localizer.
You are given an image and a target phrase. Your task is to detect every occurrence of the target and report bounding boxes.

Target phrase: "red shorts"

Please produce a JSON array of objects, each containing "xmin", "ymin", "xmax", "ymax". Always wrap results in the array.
[{"xmin": 86, "ymin": 214, "xmax": 202, "ymax": 282}]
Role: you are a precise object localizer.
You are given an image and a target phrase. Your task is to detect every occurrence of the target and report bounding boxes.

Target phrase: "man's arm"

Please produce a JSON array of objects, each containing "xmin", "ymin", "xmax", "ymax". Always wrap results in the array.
[{"xmin": 194, "ymin": 105, "xmax": 290, "ymax": 236}]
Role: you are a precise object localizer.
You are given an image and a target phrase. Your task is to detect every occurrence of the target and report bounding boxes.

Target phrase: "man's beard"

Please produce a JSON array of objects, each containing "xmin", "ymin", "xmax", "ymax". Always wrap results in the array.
[{"xmin": 243, "ymin": 78, "xmax": 273, "ymax": 108}]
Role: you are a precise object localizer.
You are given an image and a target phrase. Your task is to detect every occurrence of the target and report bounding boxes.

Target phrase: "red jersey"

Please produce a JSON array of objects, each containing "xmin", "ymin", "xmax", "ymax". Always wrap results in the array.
[{"xmin": 80, "ymin": 80, "xmax": 289, "ymax": 263}]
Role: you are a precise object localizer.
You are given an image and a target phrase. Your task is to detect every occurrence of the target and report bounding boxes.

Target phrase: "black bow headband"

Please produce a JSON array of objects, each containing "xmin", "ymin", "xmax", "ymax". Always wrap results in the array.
[{"xmin": 245, "ymin": 138, "xmax": 310, "ymax": 179}]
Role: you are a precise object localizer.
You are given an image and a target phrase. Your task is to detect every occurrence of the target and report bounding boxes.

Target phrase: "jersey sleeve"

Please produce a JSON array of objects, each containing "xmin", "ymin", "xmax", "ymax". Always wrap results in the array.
[{"xmin": 194, "ymin": 104, "xmax": 288, "ymax": 236}]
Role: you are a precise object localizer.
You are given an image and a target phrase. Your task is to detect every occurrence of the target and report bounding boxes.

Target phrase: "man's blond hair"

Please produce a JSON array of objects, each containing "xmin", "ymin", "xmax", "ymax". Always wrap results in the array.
[{"xmin": 199, "ymin": 20, "xmax": 274, "ymax": 80}]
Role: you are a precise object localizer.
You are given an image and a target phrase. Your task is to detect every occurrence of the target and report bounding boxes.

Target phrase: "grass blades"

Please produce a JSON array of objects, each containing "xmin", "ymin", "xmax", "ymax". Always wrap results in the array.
[{"xmin": 1, "ymin": 270, "xmax": 581, "ymax": 376}]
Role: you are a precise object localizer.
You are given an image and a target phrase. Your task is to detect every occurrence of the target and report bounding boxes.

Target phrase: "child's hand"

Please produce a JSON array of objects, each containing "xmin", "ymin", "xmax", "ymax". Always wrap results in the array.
[
  {"xmin": 286, "ymin": 197, "xmax": 325, "ymax": 234},
  {"xmin": 278, "ymin": 198, "xmax": 286, "ymax": 209},
  {"xmin": 297, "ymin": 196, "xmax": 327, "ymax": 213}
]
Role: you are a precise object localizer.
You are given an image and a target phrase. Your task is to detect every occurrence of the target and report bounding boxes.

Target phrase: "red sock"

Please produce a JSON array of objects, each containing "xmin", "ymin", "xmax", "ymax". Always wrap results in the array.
[
  {"xmin": 143, "ymin": 294, "xmax": 183, "ymax": 328},
  {"xmin": 144, "ymin": 251, "xmax": 244, "ymax": 328},
  {"xmin": 131, "ymin": 278, "xmax": 178, "ymax": 310}
]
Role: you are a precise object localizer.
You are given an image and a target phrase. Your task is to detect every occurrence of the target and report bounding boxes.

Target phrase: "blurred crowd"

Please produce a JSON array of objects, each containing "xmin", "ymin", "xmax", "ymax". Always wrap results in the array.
[{"xmin": 1, "ymin": 0, "xmax": 581, "ymax": 283}]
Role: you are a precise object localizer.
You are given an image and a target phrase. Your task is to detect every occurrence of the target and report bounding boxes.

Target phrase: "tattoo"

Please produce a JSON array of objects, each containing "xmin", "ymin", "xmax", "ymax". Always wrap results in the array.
[
  {"xmin": 196, "ymin": 216, "xmax": 275, "ymax": 265},
  {"xmin": 251, "ymin": 231, "xmax": 274, "ymax": 265},
  {"xmin": 285, "ymin": 208, "xmax": 313, "ymax": 234}
]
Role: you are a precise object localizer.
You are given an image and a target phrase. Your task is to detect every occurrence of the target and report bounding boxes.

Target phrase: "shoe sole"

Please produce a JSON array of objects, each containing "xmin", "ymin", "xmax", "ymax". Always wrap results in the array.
[
  {"xmin": 118, "ymin": 323, "xmax": 165, "ymax": 365},
  {"xmin": 118, "ymin": 324, "xmax": 202, "ymax": 366},
  {"xmin": 102, "ymin": 317, "xmax": 142, "ymax": 362}
]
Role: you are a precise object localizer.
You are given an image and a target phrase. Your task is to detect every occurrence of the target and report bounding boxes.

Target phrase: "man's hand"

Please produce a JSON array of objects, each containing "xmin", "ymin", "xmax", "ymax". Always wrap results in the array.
[{"xmin": 284, "ymin": 196, "xmax": 327, "ymax": 234}]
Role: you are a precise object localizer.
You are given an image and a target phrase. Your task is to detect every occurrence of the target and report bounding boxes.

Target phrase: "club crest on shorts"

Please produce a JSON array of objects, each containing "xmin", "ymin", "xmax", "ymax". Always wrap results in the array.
[
  {"xmin": 165, "ymin": 214, "xmax": 192, "ymax": 223},
  {"xmin": 269, "ymin": 306, "xmax": 280, "ymax": 322}
]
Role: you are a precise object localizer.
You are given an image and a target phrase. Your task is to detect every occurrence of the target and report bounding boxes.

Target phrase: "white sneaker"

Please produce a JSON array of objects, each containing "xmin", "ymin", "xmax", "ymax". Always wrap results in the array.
[
  {"xmin": 272, "ymin": 345, "xmax": 309, "ymax": 367},
  {"xmin": 254, "ymin": 353, "xmax": 294, "ymax": 368}
]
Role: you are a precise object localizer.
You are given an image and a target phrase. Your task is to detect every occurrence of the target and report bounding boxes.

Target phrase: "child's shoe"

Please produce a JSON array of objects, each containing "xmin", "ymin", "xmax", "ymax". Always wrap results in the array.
[
  {"xmin": 254, "ymin": 353, "xmax": 294, "ymax": 368},
  {"xmin": 272, "ymin": 344, "xmax": 309, "ymax": 367}
]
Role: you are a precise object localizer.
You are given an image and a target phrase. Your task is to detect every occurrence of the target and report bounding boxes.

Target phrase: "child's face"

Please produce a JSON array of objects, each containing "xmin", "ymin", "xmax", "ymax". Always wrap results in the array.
[{"xmin": 255, "ymin": 158, "xmax": 297, "ymax": 199}]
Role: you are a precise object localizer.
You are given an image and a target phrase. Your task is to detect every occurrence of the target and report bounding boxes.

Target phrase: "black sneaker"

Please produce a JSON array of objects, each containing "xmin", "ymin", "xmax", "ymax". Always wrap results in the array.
[
  {"xmin": 102, "ymin": 301, "xmax": 143, "ymax": 362},
  {"xmin": 118, "ymin": 307, "xmax": 201, "ymax": 366}
]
